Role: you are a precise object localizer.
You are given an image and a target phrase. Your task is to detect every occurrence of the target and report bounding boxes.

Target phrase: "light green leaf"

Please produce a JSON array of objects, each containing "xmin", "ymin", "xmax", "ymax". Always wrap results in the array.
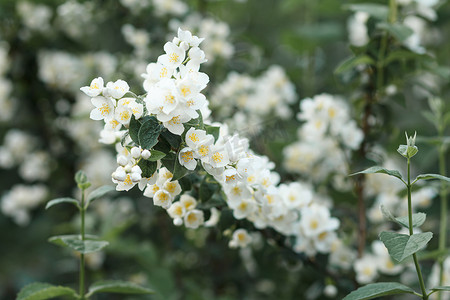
[
  {"xmin": 75, "ymin": 170, "xmax": 88, "ymax": 185},
  {"xmin": 397, "ymin": 144, "xmax": 418, "ymax": 158},
  {"xmin": 430, "ymin": 286, "xmax": 450, "ymax": 295},
  {"xmin": 138, "ymin": 116, "xmax": 163, "ymax": 150},
  {"xmin": 346, "ymin": 4, "xmax": 389, "ymax": 20},
  {"xmin": 413, "ymin": 174, "xmax": 450, "ymax": 184},
  {"xmin": 147, "ymin": 150, "xmax": 167, "ymax": 161},
  {"xmin": 380, "ymin": 231, "xmax": 433, "ymax": 262},
  {"xmin": 378, "ymin": 23, "xmax": 414, "ymax": 42},
  {"xmin": 335, "ymin": 55, "xmax": 375, "ymax": 74},
  {"xmin": 343, "ymin": 282, "xmax": 416, "ymax": 300},
  {"xmin": 17, "ymin": 282, "xmax": 77, "ymax": 300},
  {"xmin": 350, "ymin": 166, "xmax": 404, "ymax": 183},
  {"xmin": 48, "ymin": 235, "xmax": 109, "ymax": 254},
  {"xmin": 86, "ymin": 280, "xmax": 154, "ymax": 297},
  {"xmin": 86, "ymin": 185, "xmax": 115, "ymax": 206},
  {"xmin": 395, "ymin": 213, "xmax": 426, "ymax": 229},
  {"xmin": 45, "ymin": 198, "xmax": 80, "ymax": 210}
]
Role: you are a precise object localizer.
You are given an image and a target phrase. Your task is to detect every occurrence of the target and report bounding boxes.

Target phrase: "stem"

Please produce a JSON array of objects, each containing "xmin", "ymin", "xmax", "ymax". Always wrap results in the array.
[
  {"xmin": 438, "ymin": 138, "xmax": 448, "ymax": 300},
  {"xmin": 356, "ymin": 175, "xmax": 366, "ymax": 257},
  {"xmin": 408, "ymin": 158, "xmax": 428, "ymax": 299},
  {"xmin": 79, "ymin": 190, "xmax": 86, "ymax": 300}
]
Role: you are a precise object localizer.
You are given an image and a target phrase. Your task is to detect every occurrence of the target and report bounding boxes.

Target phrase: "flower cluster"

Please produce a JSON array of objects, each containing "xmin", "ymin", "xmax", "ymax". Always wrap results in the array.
[
  {"xmin": 283, "ymin": 93, "xmax": 363, "ymax": 190},
  {"xmin": 169, "ymin": 14, "xmax": 234, "ymax": 64},
  {"xmin": 82, "ymin": 29, "xmax": 341, "ymax": 257},
  {"xmin": 210, "ymin": 65, "xmax": 296, "ymax": 132}
]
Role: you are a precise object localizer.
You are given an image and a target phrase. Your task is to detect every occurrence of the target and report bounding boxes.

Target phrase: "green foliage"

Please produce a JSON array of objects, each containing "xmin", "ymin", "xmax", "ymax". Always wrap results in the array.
[
  {"xmin": 412, "ymin": 173, "xmax": 450, "ymax": 184},
  {"xmin": 379, "ymin": 231, "xmax": 433, "ymax": 262},
  {"xmin": 395, "ymin": 213, "xmax": 426, "ymax": 229},
  {"xmin": 350, "ymin": 166, "xmax": 405, "ymax": 184},
  {"xmin": 397, "ymin": 145, "xmax": 418, "ymax": 159},
  {"xmin": 335, "ymin": 55, "xmax": 375, "ymax": 74},
  {"xmin": 48, "ymin": 235, "xmax": 109, "ymax": 254},
  {"xmin": 199, "ymin": 176, "xmax": 220, "ymax": 202},
  {"xmin": 17, "ymin": 283, "xmax": 77, "ymax": 300},
  {"xmin": 205, "ymin": 125, "xmax": 220, "ymax": 143},
  {"xmin": 74, "ymin": 170, "xmax": 91, "ymax": 190},
  {"xmin": 147, "ymin": 150, "xmax": 167, "ymax": 161},
  {"xmin": 342, "ymin": 282, "xmax": 416, "ymax": 300},
  {"xmin": 45, "ymin": 198, "xmax": 80, "ymax": 210},
  {"xmin": 138, "ymin": 159, "xmax": 158, "ymax": 178},
  {"xmin": 161, "ymin": 130, "xmax": 182, "ymax": 149},
  {"xmin": 138, "ymin": 116, "xmax": 164, "ymax": 150},
  {"xmin": 85, "ymin": 185, "xmax": 115, "ymax": 207},
  {"xmin": 377, "ymin": 23, "xmax": 413, "ymax": 42},
  {"xmin": 86, "ymin": 280, "xmax": 154, "ymax": 297},
  {"xmin": 129, "ymin": 115, "xmax": 142, "ymax": 143},
  {"xmin": 346, "ymin": 3, "xmax": 389, "ymax": 20}
]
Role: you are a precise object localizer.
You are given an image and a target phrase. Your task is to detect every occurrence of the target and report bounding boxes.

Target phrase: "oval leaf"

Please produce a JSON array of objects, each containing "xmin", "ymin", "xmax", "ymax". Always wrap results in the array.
[
  {"xmin": 378, "ymin": 23, "xmax": 414, "ymax": 42},
  {"xmin": 48, "ymin": 235, "xmax": 109, "ymax": 254},
  {"xmin": 350, "ymin": 166, "xmax": 404, "ymax": 183},
  {"xmin": 413, "ymin": 173, "xmax": 450, "ymax": 183},
  {"xmin": 147, "ymin": 150, "xmax": 167, "ymax": 161},
  {"xmin": 138, "ymin": 159, "xmax": 158, "ymax": 178},
  {"xmin": 45, "ymin": 198, "xmax": 80, "ymax": 210},
  {"xmin": 335, "ymin": 55, "xmax": 375, "ymax": 74},
  {"xmin": 138, "ymin": 117, "xmax": 163, "ymax": 150},
  {"xmin": 86, "ymin": 280, "xmax": 154, "ymax": 297},
  {"xmin": 343, "ymin": 282, "xmax": 416, "ymax": 300},
  {"xmin": 86, "ymin": 185, "xmax": 115, "ymax": 206},
  {"xmin": 17, "ymin": 282, "xmax": 77, "ymax": 300},
  {"xmin": 395, "ymin": 213, "xmax": 426, "ymax": 229},
  {"xmin": 380, "ymin": 231, "xmax": 433, "ymax": 262},
  {"xmin": 346, "ymin": 4, "xmax": 389, "ymax": 20}
]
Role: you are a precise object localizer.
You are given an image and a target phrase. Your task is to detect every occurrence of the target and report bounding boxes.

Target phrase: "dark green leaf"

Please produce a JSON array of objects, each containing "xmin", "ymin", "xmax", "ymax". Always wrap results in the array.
[
  {"xmin": 395, "ymin": 213, "xmax": 426, "ymax": 229},
  {"xmin": 335, "ymin": 55, "xmax": 375, "ymax": 74},
  {"xmin": 86, "ymin": 280, "xmax": 154, "ymax": 297},
  {"xmin": 178, "ymin": 175, "xmax": 192, "ymax": 191},
  {"xmin": 350, "ymin": 166, "xmax": 404, "ymax": 183},
  {"xmin": 147, "ymin": 150, "xmax": 167, "ymax": 161},
  {"xmin": 48, "ymin": 235, "xmax": 109, "ymax": 254},
  {"xmin": 17, "ymin": 282, "xmax": 77, "ymax": 300},
  {"xmin": 138, "ymin": 116, "xmax": 163, "ymax": 150},
  {"xmin": 153, "ymin": 137, "xmax": 171, "ymax": 153},
  {"xmin": 128, "ymin": 115, "xmax": 142, "ymax": 144},
  {"xmin": 205, "ymin": 125, "xmax": 220, "ymax": 143},
  {"xmin": 138, "ymin": 159, "xmax": 157, "ymax": 178},
  {"xmin": 172, "ymin": 152, "xmax": 189, "ymax": 181},
  {"xmin": 161, "ymin": 152, "xmax": 176, "ymax": 173},
  {"xmin": 413, "ymin": 174, "xmax": 450, "ymax": 183},
  {"xmin": 86, "ymin": 186, "xmax": 115, "ymax": 206},
  {"xmin": 343, "ymin": 282, "xmax": 416, "ymax": 300},
  {"xmin": 384, "ymin": 51, "xmax": 429, "ymax": 66},
  {"xmin": 161, "ymin": 130, "xmax": 181, "ymax": 149},
  {"xmin": 378, "ymin": 23, "xmax": 413, "ymax": 42},
  {"xmin": 45, "ymin": 198, "xmax": 80, "ymax": 210},
  {"xmin": 346, "ymin": 4, "xmax": 389, "ymax": 20},
  {"xmin": 380, "ymin": 231, "xmax": 433, "ymax": 262},
  {"xmin": 199, "ymin": 177, "xmax": 220, "ymax": 202}
]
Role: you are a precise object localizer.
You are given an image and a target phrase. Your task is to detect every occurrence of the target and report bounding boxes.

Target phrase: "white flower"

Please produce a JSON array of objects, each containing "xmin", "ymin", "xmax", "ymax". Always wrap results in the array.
[
  {"xmin": 80, "ymin": 77, "xmax": 104, "ymax": 97},
  {"xmin": 184, "ymin": 209, "xmax": 204, "ymax": 228},
  {"xmin": 142, "ymin": 63, "xmax": 174, "ymax": 91},
  {"xmin": 153, "ymin": 189, "xmax": 173, "ymax": 209},
  {"xmin": 90, "ymin": 96, "xmax": 114, "ymax": 121},
  {"xmin": 180, "ymin": 194, "xmax": 197, "ymax": 211},
  {"xmin": 209, "ymin": 145, "xmax": 230, "ymax": 168},
  {"xmin": 167, "ymin": 202, "xmax": 186, "ymax": 220},
  {"xmin": 178, "ymin": 147, "xmax": 197, "ymax": 170},
  {"xmin": 162, "ymin": 110, "xmax": 190, "ymax": 135},
  {"xmin": 162, "ymin": 180, "xmax": 182, "ymax": 197},
  {"xmin": 354, "ymin": 255, "xmax": 379, "ymax": 284},
  {"xmin": 105, "ymin": 79, "xmax": 129, "ymax": 99},
  {"xmin": 158, "ymin": 41, "xmax": 185, "ymax": 69},
  {"xmin": 114, "ymin": 105, "xmax": 132, "ymax": 125},
  {"xmin": 229, "ymin": 229, "xmax": 252, "ymax": 248},
  {"xmin": 178, "ymin": 28, "xmax": 204, "ymax": 47}
]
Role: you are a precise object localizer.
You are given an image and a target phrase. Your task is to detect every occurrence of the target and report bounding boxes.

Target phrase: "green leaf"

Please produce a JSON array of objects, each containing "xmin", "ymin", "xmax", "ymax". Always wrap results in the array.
[
  {"xmin": 17, "ymin": 282, "xmax": 77, "ymax": 300},
  {"xmin": 343, "ymin": 282, "xmax": 416, "ymax": 300},
  {"xmin": 161, "ymin": 152, "xmax": 177, "ymax": 173},
  {"xmin": 395, "ymin": 213, "xmax": 426, "ymax": 229},
  {"xmin": 380, "ymin": 231, "xmax": 433, "ymax": 262},
  {"xmin": 48, "ymin": 235, "xmax": 109, "ymax": 254},
  {"xmin": 205, "ymin": 125, "xmax": 220, "ymax": 143},
  {"xmin": 384, "ymin": 50, "xmax": 429, "ymax": 66},
  {"xmin": 75, "ymin": 170, "xmax": 88, "ymax": 185},
  {"xmin": 138, "ymin": 116, "xmax": 163, "ymax": 150},
  {"xmin": 137, "ymin": 159, "xmax": 157, "ymax": 178},
  {"xmin": 172, "ymin": 151, "xmax": 189, "ymax": 181},
  {"xmin": 128, "ymin": 115, "xmax": 142, "ymax": 144},
  {"xmin": 86, "ymin": 280, "xmax": 154, "ymax": 297},
  {"xmin": 413, "ymin": 173, "xmax": 450, "ymax": 183},
  {"xmin": 161, "ymin": 130, "xmax": 181, "ymax": 149},
  {"xmin": 45, "ymin": 198, "xmax": 80, "ymax": 210},
  {"xmin": 430, "ymin": 286, "xmax": 450, "ymax": 294},
  {"xmin": 397, "ymin": 144, "xmax": 418, "ymax": 159},
  {"xmin": 346, "ymin": 4, "xmax": 389, "ymax": 20},
  {"xmin": 86, "ymin": 185, "xmax": 115, "ymax": 206},
  {"xmin": 378, "ymin": 23, "xmax": 414, "ymax": 42},
  {"xmin": 350, "ymin": 166, "xmax": 404, "ymax": 183},
  {"xmin": 199, "ymin": 177, "xmax": 219, "ymax": 202},
  {"xmin": 147, "ymin": 150, "xmax": 167, "ymax": 161},
  {"xmin": 335, "ymin": 55, "xmax": 375, "ymax": 74}
]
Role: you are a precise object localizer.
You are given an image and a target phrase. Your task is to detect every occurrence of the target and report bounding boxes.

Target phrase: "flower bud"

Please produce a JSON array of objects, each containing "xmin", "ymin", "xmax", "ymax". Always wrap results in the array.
[
  {"xmin": 113, "ymin": 167, "xmax": 126, "ymax": 181},
  {"xmin": 130, "ymin": 147, "xmax": 141, "ymax": 158},
  {"xmin": 131, "ymin": 165, "xmax": 142, "ymax": 174},
  {"xmin": 141, "ymin": 149, "xmax": 151, "ymax": 159},
  {"xmin": 173, "ymin": 217, "xmax": 183, "ymax": 226},
  {"xmin": 131, "ymin": 172, "xmax": 142, "ymax": 182},
  {"xmin": 117, "ymin": 155, "xmax": 128, "ymax": 166}
]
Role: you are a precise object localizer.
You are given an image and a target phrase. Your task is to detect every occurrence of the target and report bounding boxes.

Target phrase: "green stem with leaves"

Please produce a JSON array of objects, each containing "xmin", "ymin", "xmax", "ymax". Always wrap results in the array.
[
  {"xmin": 408, "ymin": 158, "xmax": 428, "ymax": 300},
  {"xmin": 79, "ymin": 190, "xmax": 86, "ymax": 300},
  {"xmin": 438, "ymin": 138, "xmax": 448, "ymax": 300}
]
